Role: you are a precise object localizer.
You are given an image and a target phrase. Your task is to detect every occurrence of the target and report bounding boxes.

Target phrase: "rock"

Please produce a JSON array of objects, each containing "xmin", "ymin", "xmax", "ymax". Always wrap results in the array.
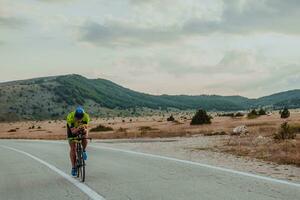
[
  {"xmin": 257, "ymin": 135, "xmax": 264, "ymax": 140},
  {"xmin": 232, "ymin": 125, "xmax": 248, "ymax": 136}
]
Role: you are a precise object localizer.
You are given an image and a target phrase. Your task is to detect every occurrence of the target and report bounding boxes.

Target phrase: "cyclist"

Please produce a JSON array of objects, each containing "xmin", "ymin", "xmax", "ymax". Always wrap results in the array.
[{"xmin": 66, "ymin": 107, "xmax": 90, "ymax": 176}]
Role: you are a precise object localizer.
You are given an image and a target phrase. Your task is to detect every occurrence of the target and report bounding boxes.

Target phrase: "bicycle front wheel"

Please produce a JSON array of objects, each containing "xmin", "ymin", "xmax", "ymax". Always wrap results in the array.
[
  {"xmin": 76, "ymin": 143, "xmax": 82, "ymax": 178},
  {"xmin": 76, "ymin": 146, "xmax": 85, "ymax": 182},
  {"xmin": 80, "ymin": 153, "xmax": 85, "ymax": 182}
]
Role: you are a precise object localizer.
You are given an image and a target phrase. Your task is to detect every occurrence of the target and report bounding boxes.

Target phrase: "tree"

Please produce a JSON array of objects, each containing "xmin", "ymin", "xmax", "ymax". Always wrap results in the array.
[
  {"xmin": 190, "ymin": 109, "xmax": 212, "ymax": 125},
  {"xmin": 280, "ymin": 107, "xmax": 290, "ymax": 119},
  {"xmin": 167, "ymin": 115, "xmax": 175, "ymax": 121}
]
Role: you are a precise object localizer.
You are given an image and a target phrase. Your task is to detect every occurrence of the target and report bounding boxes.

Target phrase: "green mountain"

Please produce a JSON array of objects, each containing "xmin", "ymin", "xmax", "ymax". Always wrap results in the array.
[
  {"xmin": 0, "ymin": 74, "xmax": 299, "ymax": 121},
  {"xmin": 255, "ymin": 90, "xmax": 300, "ymax": 108}
]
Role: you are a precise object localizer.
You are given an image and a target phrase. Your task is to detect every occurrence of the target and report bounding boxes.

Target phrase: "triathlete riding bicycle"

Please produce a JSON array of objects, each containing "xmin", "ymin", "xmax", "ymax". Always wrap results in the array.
[{"xmin": 67, "ymin": 107, "xmax": 90, "ymax": 176}]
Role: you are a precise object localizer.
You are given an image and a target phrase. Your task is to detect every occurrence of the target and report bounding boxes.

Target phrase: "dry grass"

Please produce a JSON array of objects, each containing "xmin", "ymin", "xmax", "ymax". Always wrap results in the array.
[
  {"xmin": 221, "ymin": 134, "xmax": 300, "ymax": 166},
  {"xmin": 138, "ymin": 126, "xmax": 158, "ymax": 131},
  {"xmin": 203, "ymin": 131, "xmax": 227, "ymax": 136},
  {"xmin": 245, "ymin": 122, "xmax": 275, "ymax": 127},
  {"xmin": 1, "ymin": 111, "xmax": 300, "ymax": 166}
]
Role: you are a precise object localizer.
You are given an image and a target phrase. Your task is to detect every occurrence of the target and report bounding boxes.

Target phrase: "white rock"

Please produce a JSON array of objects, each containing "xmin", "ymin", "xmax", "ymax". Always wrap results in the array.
[{"xmin": 232, "ymin": 125, "xmax": 248, "ymax": 135}]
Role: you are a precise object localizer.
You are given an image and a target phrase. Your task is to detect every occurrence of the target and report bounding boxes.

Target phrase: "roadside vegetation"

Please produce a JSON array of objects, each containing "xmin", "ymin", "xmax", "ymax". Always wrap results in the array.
[
  {"xmin": 247, "ymin": 108, "xmax": 267, "ymax": 119},
  {"xmin": 222, "ymin": 118, "xmax": 300, "ymax": 166},
  {"xmin": 167, "ymin": 115, "xmax": 175, "ymax": 121},
  {"xmin": 90, "ymin": 124, "xmax": 113, "ymax": 132},
  {"xmin": 190, "ymin": 109, "xmax": 212, "ymax": 125},
  {"xmin": 280, "ymin": 107, "xmax": 290, "ymax": 119},
  {"xmin": 1, "ymin": 109, "xmax": 300, "ymax": 166},
  {"xmin": 274, "ymin": 122, "xmax": 297, "ymax": 140}
]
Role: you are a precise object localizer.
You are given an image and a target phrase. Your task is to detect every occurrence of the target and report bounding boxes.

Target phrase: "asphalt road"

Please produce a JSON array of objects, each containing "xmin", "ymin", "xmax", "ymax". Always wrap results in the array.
[{"xmin": 0, "ymin": 140, "xmax": 299, "ymax": 200}]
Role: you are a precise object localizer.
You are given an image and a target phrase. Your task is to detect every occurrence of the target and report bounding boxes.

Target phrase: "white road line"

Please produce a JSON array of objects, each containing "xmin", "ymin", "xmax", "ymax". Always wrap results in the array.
[
  {"xmin": 90, "ymin": 145, "xmax": 300, "ymax": 188},
  {"xmin": 0, "ymin": 145, "xmax": 106, "ymax": 200},
  {"xmin": 5, "ymin": 140, "xmax": 300, "ymax": 187}
]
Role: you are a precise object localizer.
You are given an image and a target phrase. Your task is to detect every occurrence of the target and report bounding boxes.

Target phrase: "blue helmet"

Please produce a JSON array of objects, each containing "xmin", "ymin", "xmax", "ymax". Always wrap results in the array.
[{"xmin": 75, "ymin": 107, "xmax": 84, "ymax": 119}]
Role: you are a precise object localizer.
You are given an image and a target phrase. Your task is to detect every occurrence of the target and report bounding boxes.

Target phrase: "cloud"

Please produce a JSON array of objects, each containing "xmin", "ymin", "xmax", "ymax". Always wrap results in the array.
[
  {"xmin": 36, "ymin": 0, "xmax": 75, "ymax": 2},
  {"xmin": 78, "ymin": 20, "xmax": 181, "ymax": 46},
  {"xmin": 129, "ymin": 0, "xmax": 161, "ymax": 5},
  {"xmin": 215, "ymin": 50, "xmax": 265, "ymax": 74},
  {"xmin": 78, "ymin": 0, "xmax": 300, "ymax": 46},
  {"xmin": 195, "ymin": 63, "xmax": 300, "ymax": 97},
  {"xmin": 77, "ymin": 0, "xmax": 219, "ymax": 46},
  {"xmin": 96, "ymin": 47, "xmax": 299, "ymax": 97},
  {"xmin": 183, "ymin": 0, "xmax": 300, "ymax": 35},
  {"xmin": 0, "ymin": 16, "xmax": 26, "ymax": 28},
  {"xmin": 154, "ymin": 49, "xmax": 267, "ymax": 77},
  {"xmin": 1, "ymin": 0, "xmax": 299, "ymax": 97}
]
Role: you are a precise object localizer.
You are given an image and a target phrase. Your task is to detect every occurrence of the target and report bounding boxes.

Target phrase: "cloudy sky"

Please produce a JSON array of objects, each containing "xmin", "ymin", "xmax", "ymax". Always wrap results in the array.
[{"xmin": 1, "ymin": 0, "xmax": 299, "ymax": 98}]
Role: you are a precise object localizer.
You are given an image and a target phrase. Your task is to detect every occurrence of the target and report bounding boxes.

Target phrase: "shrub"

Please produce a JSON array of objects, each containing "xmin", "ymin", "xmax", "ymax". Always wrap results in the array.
[
  {"xmin": 234, "ymin": 112, "xmax": 244, "ymax": 117},
  {"xmin": 258, "ymin": 108, "xmax": 266, "ymax": 116},
  {"xmin": 219, "ymin": 112, "xmax": 244, "ymax": 117},
  {"xmin": 167, "ymin": 115, "xmax": 175, "ymax": 121},
  {"xmin": 274, "ymin": 122, "xmax": 296, "ymax": 140},
  {"xmin": 139, "ymin": 126, "xmax": 157, "ymax": 131},
  {"xmin": 90, "ymin": 124, "xmax": 113, "ymax": 132},
  {"xmin": 139, "ymin": 126, "xmax": 153, "ymax": 131},
  {"xmin": 280, "ymin": 107, "xmax": 290, "ymax": 119},
  {"xmin": 190, "ymin": 109, "xmax": 212, "ymax": 125},
  {"xmin": 8, "ymin": 129, "xmax": 17, "ymax": 132},
  {"xmin": 117, "ymin": 127, "xmax": 128, "ymax": 132},
  {"xmin": 247, "ymin": 109, "xmax": 258, "ymax": 119},
  {"xmin": 204, "ymin": 131, "xmax": 227, "ymax": 136},
  {"xmin": 218, "ymin": 113, "xmax": 234, "ymax": 117},
  {"xmin": 290, "ymin": 123, "xmax": 300, "ymax": 134}
]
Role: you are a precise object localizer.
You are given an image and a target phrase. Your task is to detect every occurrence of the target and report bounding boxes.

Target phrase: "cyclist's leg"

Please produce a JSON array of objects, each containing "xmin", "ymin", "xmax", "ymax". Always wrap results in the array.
[
  {"xmin": 82, "ymin": 129, "xmax": 88, "ymax": 151},
  {"xmin": 67, "ymin": 124, "xmax": 77, "ymax": 168},
  {"xmin": 69, "ymin": 141, "xmax": 77, "ymax": 168}
]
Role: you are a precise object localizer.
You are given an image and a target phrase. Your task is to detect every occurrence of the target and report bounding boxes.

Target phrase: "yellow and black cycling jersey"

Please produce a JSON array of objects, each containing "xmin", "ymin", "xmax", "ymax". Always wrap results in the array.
[{"xmin": 66, "ymin": 111, "xmax": 90, "ymax": 128}]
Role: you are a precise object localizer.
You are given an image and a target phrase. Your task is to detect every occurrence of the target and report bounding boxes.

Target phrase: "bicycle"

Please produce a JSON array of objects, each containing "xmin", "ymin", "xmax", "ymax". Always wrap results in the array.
[{"xmin": 70, "ymin": 132, "xmax": 91, "ymax": 182}]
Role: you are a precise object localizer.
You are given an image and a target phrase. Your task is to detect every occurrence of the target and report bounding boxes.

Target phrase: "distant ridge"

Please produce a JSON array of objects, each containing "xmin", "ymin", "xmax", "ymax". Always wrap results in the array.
[{"xmin": 0, "ymin": 74, "xmax": 299, "ymax": 121}]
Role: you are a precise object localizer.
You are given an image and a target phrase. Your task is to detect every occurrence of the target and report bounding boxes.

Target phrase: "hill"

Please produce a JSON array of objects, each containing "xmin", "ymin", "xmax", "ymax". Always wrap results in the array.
[
  {"xmin": 0, "ymin": 74, "xmax": 299, "ymax": 121},
  {"xmin": 255, "ymin": 90, "xmax": 300, "ymax": 108}
]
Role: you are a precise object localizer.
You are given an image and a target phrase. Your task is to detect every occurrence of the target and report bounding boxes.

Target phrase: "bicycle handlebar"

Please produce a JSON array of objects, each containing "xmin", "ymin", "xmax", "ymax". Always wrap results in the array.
[{"xmin": 69, "ymin": 132, "xmax": 93, "ymax": 142}]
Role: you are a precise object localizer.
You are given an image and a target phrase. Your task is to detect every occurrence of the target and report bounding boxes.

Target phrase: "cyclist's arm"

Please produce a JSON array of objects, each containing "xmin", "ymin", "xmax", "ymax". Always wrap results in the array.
[
  {"xmin": 79, "ymin": 122, "xmax": 88, "ymax": 133},
  {"xmin": 67, "ymin": 112, "xmax": 80, "ymax": 134},
  {"xmin": 70, "ymin": 127, "xmax": 79, "ymax": 134},
  {"xmin": 69, "ymin": 123, "xmax": 87, "ymax": 134},
  {"xmin": 79, "ymin": 113, "xmax": 90, "ymax": 130}
]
